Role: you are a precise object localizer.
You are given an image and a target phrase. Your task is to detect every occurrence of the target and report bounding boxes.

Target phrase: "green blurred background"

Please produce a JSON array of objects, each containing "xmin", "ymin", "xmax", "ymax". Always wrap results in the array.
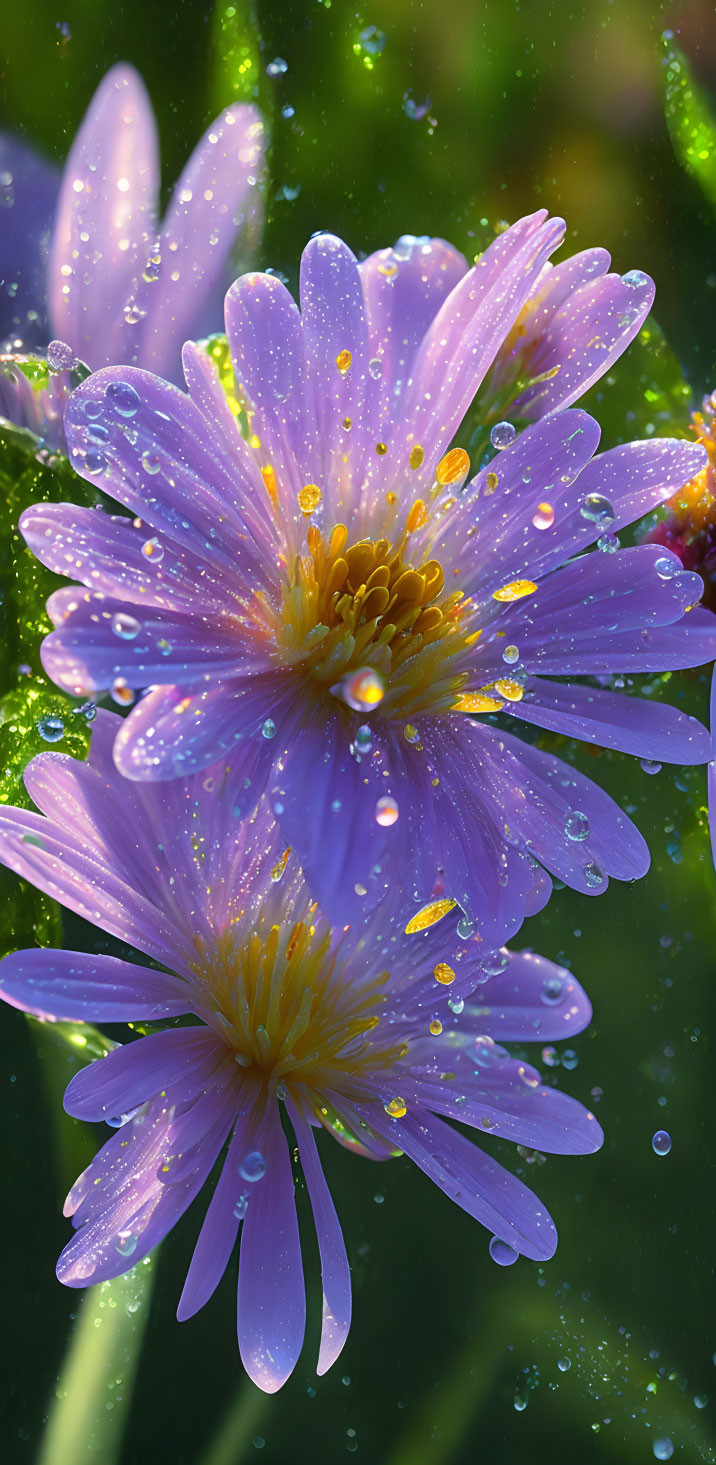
[{"xmin": 2, "ymin": 2, "xmax": 716, "ymax": 1462}]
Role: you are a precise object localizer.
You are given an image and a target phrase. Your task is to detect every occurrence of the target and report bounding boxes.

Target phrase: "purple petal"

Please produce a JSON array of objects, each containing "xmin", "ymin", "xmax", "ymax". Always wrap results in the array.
[
  {"xmin": 404, "ymin": 1057, "xmax": 602, "ymax": 1155},
  {"xmin": 507, "ymin": 680, "xmax": 710, "ymax": 764},
  {"xmin": 0, "ymin": 133, "xmax": 58, "ymax": 345},
  {"xmin": 365, "ymin": 1105, "xmax": 558, "ymax": 1260},
  {"xmin": 112, "ymin": 674, "xmax": 287, "ymax": 783},
  {"xmin": 0, "ymin": 949, "xmax": 189, "ymax": 1023},
  {"xmin": 290, "ymin": 1106, "xmax": 351, "ymax": 1376},
  {"xmin": 63, "ymin": 1027, "xmax": 222, "ymax": 1121},
  {"xmin": 47, "ymin": 65, "xmax": 158, "ymax": 368},
  {"xmin": 710, "ymin": 667, "xmax": 716, "ymax": 869},
  {"xmin": 237, "ymin": 1102, "xmax": 306, "ymax": 1393},
  {"xmin": 129, "ymin": 105, "xmax": 266, "ymax": 382},
  {"xmin": 299, "ymin": 233, "xmax": 372, "ymax": 494},
  {"xmin": 465, "ymin": 949, "xmax": 593, "ymax": 1042}
]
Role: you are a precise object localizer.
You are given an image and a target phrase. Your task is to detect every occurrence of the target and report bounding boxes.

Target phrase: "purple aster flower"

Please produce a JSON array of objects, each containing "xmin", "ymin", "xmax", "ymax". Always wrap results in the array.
[
  {"xmin": 0, "ymin": 63, "xmax": 265, "ymax": 444},
  {"xmin": 0, "ymin": 711, "xmax": 600, "ymax": 1391},
  {"xmin": 22, "ymin": 215, "xmax": 716, "ymax": 943}
]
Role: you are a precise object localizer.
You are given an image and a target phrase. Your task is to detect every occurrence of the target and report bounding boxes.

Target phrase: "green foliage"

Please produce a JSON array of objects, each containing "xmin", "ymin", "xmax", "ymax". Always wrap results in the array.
[
  {"xmin": 663, "ymin": 32, "xmax": 716, "ymax": 217},
  {"xmin": 581, "ymin": 316, "xmax": 694, "ymax": 450},
  {"xmin": 210, "ymin": 0, "xmax": 272, "ymax": 118}
]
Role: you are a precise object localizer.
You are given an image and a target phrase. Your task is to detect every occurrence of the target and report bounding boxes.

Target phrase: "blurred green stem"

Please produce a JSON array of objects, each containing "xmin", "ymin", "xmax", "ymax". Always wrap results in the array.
[{"xmin": 196, "ymin": 1377, "xmax": 268, "ymax": 1465}]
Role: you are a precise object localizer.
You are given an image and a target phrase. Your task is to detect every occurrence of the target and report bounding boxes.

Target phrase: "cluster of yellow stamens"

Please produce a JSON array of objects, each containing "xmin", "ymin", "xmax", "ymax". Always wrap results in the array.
[
  {"xmin": 189, "ymin": 913, "xmax": 406, "ymax": 1107},
  {"xmin": 667, "ymin": 402, "xmax": 716, "ymax": 531}
]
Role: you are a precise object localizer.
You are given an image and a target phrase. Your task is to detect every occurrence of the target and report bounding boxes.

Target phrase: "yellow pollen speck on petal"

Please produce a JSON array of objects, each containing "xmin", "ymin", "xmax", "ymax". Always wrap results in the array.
[
  {"xmin": 386, "ymin": 491, "xmax": 396, "ymax": 504},
  {"xmin": 384, "ymin": 1096, "xmax": 407, "ymax": 1118},
  {"xmin": 453, "ymin": 692, "xmax": 503, "ymax": 713},
  {"xmin": 492, "ymin": 579, "xmax": 538, "ymax": 602},
  {"xmin": 342, "ymin": 417, "xmax": 352, "ymax": 430},
  {"xmin": 298, "ymin": 484, "xmax": 322, "ymax": 515},
  {"xmin": 429, "ymin": 1018, "xmax": 443, "ymax": 1035},
  {"xmin": 261, "ymin": 464, "xmax": 278, "ymax": 500},
  {"xmin": 436, "ymin": 447, "xmax": 470, "ymax": 487},
  {"xmin": 376, "ymin": 442, "xmax": 388, "ymax": 456},
  {"xmin": 406, "ymin": 499, "xmax": 428, "ymax": 532},
  {"xmin": 493, "ymin": 678, "xmax": 524, "ymax": 702},
  {"xmin": 403, "ymin": 723, "xmax": 420, "ymax": 743},
  {"xmin": 405, "ymin": 899, "xmax": 457, "ymax": 935},
  {"xmin": 249, "ymin": 433, "xmax": 261, "ymax": 451},
  {"xmin": 409, "ymin": 444, "xmax": 425, "ymax": 470},
  {"xmin": 485, "ymin": 472, "xmax": 499, "ymax": 495},
  {"xmin": 464, "ymin": 630, "xmax": 482, "ymax": 646},
  {"xmin": 336, "ymin": 349, "xmax": 352, "ymax": 374},
  {"xmin": 270, "ymin": 848, "xmax": 291, "ymax": 882},
  {"xmin": 174, "ymin": 696, "xmax": 192, "ymax": 714},
  {"xmin": 434, "ymin": 962, "xmax": 456, "ymax": 985}
]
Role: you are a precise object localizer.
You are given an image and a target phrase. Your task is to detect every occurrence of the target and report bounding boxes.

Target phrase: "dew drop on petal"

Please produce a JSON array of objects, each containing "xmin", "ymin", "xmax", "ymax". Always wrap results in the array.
[
  {"xmin": 492, "ymin": 579, "xmax": 537, "ymax": 602},
  {"xmin": 456, "ymin": 914, "xmax": 475, "ymax": 939},
  {"xmin": 261, "ymin": 718, "xmax": 276, "ymax": 740},
  {"xmin": 368, "ymin": 356, "xmax": 383, "ymax": 380},
  {"xmin": 115, "ymin": 1231, "xmax": 138, "ymax": 1257},
  {"xmin": 655, "ymin": 555, "xmax": 680, "ymax": 580},
  {"xmin": 111, "ymin": 612, "xmax": 140, "ymax": 640},
  {"xmin": 141, "ymin": 537, "xmax": 164, "ymax": 563},
  {"xmin": 384, "ymin": 1097, "xmax": 407, "ymax": 1118},
  {"xmin": 429, "ymin": 1017, "xmax": 443, "ymax": 1035},
  {"xmin": 335, "ymin": 349, "xmax": 352, "ymax": 374},
  {"xmin": 652, "ymin": 1129, "xmax": 672, "ymax": 1156},
  {"xmin": 641, "ymin": 759, "xmax": 662, "ymax": 775},
  {"xmin": 490, "ymin": 420, "xmax": 516, "ymax": 450},
  {"xmin": 239, "ymin": 1150, "xmax": 266, "ymax": 1183},
  {"xmin": 233, "ymin": 1194, "xmax": 249, "ymax": 1219},
  {"xmin": 622, "ymin": 268, "xmax": 649, "ymax": 289},
  {"xmin": 47, "ymin": 339, "xmax": 78, "ymax": 371},
  {"xmin": 540, "ymin": 976, "xmax": 564, "ymax": 1006},
  {"xmin": 409, "ymin": 444, "xmax": 425, "ymax": 470},
  {"xmin": 85, "ymin": 448, "xmax": 107, "ymax": 475},
  {"xmin": 580, "ymin": 492, "xmax": 615, "ymax": 525},
  {"xmin": 111, "ymin": 678, "xmax": 135, "ymax": 707},
  {"xmin": 141, "ymin": 453, "xmax": 161, "ymax": 475},
  {"xmin": 105, "ymin": 380, "xmax": 141, "ymax": 418},
  {"xmin": 584, "ymin": 860, "xmax": 605, "ymax": 888},
  {"xmin": 502, "ymin": 644, "xmax": 519, "ymax": 665},
  {"xmin": 403, "ymin": 722, "xmax": 420, "ymax": 743},
  {"xmin": 375, "ymin": 795, "xmax": 399, "ymax": 826},
  {"xmin": 489, "ymin": 1235, "xmax": 518, "ymax": 1266},
  {"xmin": 565, "ymin": 810, "xmax": 590, "ymax": 842},
  {"xmin": 338, "ymin": 666, "xmax": 385, "ymax": 711},
  {"xmin": 532, "ymin": 501, "xmax": 554, "ymax": 530}
]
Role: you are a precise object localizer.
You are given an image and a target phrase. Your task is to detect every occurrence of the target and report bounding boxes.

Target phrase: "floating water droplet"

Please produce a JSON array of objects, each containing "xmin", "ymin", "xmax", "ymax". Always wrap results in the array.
[
  {"xmin": 641, "ymin": 759, "xmax": 662, "ymax": 776},
  {"xmin": 695, "ymin": 1394, "xmax": 708, "ymax": 1409},
  {"xmin": 540, "ymin": 976, "xmax": 564, "ymax": 1006},
  {"xmin": 337, "ymin": 666, "xmax": 385, "ymax": 711},
  {"xmin": 375, "ymin": 795, "xmax": 399, "ymax": 826},
  {"xmin": 37, "ymin": 715, "xmax": 64, "ymax": 743},
  {"xmin": 622, "ymin": 268, "xmax": 649, "ymax": 289},
  {"xmin": 490, "ymin": 420, "xmax": 516, "ymax": 451},
  {"xmin": 358, "ymin": 24, "xmax": 385, "ymax": 55},
  {"xmin": 141, "ymin": 537, "xmax": 164, "ymax": 563},
  {"xmin": 561, "ymin": 1049, "xmax": 579, "ymax": 1071},
  {"xmin": 261, "ymin": 718, "xmax": 276, "ymax": 740},
  {"xmin": 652, "ymin": 1439, "xmax": 674, "ymax": 1462},
  {"xmin": 565, "ymin": 810, "xmax": 590, "ymax": 842},
  {"xmin": 489, "ymin": 1235, "xmax": 518, "ymax": 1266},
  {"xmin": 403, "ymin": 92, "xmax": 431, "ymax": 121},
  {"xmin": 384, "ymin": 1096, "xmax": 407, "ymax": 1118},
  {"xmin": 541, "ymin": 1044, "xmax": 558, "ymax": 1067},
  {"xmin": 74, "ymin": 700, "xmax": 97, "ymax": 723},
  {"xmin": 47, "ymin": 339, "xmax": 78, "ymax": 371},
  {"xmin": 239, "ymin": 1150, "xmax": 266, "ymax": 1183},
  {"xmin": 532, "ymin": 501, "xmax": 554, "ymax": 530},
  {"xmin": 111, "ymin": 612, "xmax": 140, "ymax": 640},
  {"xmin": 106, "ymin": 380, "xmax": 141, "ymax": 418},
  {"xmin": 580, "ymin": 493, "xmax": 615, "ymax": 525},
  {"xmin": 557, "ymin": 1357, "xmax": 571, "ymax": 1373},
  {"xmin": 233, "ymin": 1194, "xmax": 249, "ymax": 1219},
  {"xmin": 266, "ymin": 56, "xmax": 288, "ymax": 76},
  {"xmin": 652, "ymin": 1129, "xmax": 672, "ymax": 1156}
]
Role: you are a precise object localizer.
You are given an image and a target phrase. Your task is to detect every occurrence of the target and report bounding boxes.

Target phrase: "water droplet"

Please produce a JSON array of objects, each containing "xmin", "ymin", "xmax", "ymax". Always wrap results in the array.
[
  {"xmin": 358, "ymin": 24, "xmax": 385, "ymax": 55},
  {"xmin": 336, "ymin": 349, "xmax": 352, "ymax": 374},
  {"xmin": 622, "ymin": 268, "xmax": 649, "ymax": 289},
  {"xmin": 384, "ymin": 1096, "xmax": 407, "ymax": 1118},
  {"xmin": 532, "ymin": 502, "xmax": 554, "ymax": 530},
  {"xmin": 141, "ymin": 537, "xmax": 164, "ymax": 563},
  {"xmin": 652, "ymin": 1129, "xmax": 672, "ymax": 1156},
  {"xmin": 409, "ymin": 444, "xmax": 425, "ymax": 470},
  {"xmin": 111, "ymin": 612, "xmax": 140, "ymax": 640},
  {"xmin": 456, "ymin": 915, "xmax": 475, "ymax": 939},
  {"xmin": 85, "ymin": 448, "xmax": 107, "ymax": 474},
  {"xmin": 233, "ymin": 1194, "xmax": 249, "ymax": 1219},
  {"xmin": 239, "ymin": 1150, "xmax": 266, "ymax": 1183},
  {"xmin": 652, "ymin": 1439, "xmax": 673, "ymax": 1462},
  {"xmin": 583, "ymin": 860, "xmax": 605, "ymax": 889},
  {"xmin": 436, "ymin": 447, "xmax": 470, "ymax": 486},
  {"xmin": 557, "ymin": 1357, "xmax": 571, "ymax": 1373},
  {"xmin": 448, "ymin": 994, "xmax": 464, "ymax": 1014},
  {"xmin": 695, "ymin": 1394, "xmax": 708, "ymax": 1409},
  {"xmin": 565, "ymin": 810, "xmax": 590, "ymax": 842},
  {"xmin": 502, "ymin": 644, "xmax": 520, "ymax": 666},
  {"xmin": 480, "ymin": 950, "xmax": 509, "ymax": 977},
  {"xmin": 641, "ymin": 759, "xmax": 662, "ymax": 776},
  {"xmin": 655, "ymin": 556, "xmax": 680, "ymax": 580},
  {"xmin": 74, "ymin": 700, "xmax": 97, "ymax": 723},
  {"xmin": 540, "ymin": 976, "xmax": 564, "ymax": 1006},
  {"xmin": 492, "ymin": 579, "xmax": 537, "ymax": 602},
  {"xmin": 429, "ymin": 1018, "xmax": 442, "ymax": 1035},
  {"xmin": 490, "ymin": 420, "xmax": 516, "ymax": 450},
  {"xmin": 375, "ymin": 795, "xmax": 399, "ymax": 826},
  {"xmin": 403, "ymin": 723, "xmax": 420, "ymax": 743},
  {"xmin": 36, "ymin": 715, "xmax": 64, "ymax": 743},
  {"xmin": 115, "ymin": 1232, "xmax": 138, "ymax": 1258},
  {"xmin": 105, "ymin": 380, "xmax": 141, "ymax": 418},
  {"xmin": 266, "ymin": 56, "xmax": 288, "ymax": 76},
  {"xmin": 368, "ymin": 356, "xmax": 383, "ymax": 380},
  {"xmin": 541, "ymin": 1044, "xmax": 558, "ymax": 1067},
  {"xmin": 111, "ymin": 678, "xmax": 135, "ymax": 707},
  {"xmin": 47, "ymin": 339, "xmax": 78, "ymax": 371},
  {"xmin": 489, "ymin": 1235, "xmax": 518, "ymax": 1266},
  {"xmin": 337, "ymin": 666, "xmax": 385, "ymax": 712},
  {"xmin": 561, "ymin": 1049, "xmax": 579, "ymax": 1071},
  {"xmin": 579, "ymin": 493, "xmax": 615, "ymax": 525},
  {"xmin": 261, "ymin": 718, "xmax": 276, "ymax": 740},
  {"xmin": 353, "ymin": 724, "xmax": 372, "ymax": 754},
  {"xmin": 141, "ymin": 453, "xmax": 161, "ymax": 475}
]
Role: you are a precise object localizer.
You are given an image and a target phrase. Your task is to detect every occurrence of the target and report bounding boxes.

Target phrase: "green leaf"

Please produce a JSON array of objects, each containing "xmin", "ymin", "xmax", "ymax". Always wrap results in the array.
[
  {"xmin": 663, "ymin": 32, "xmax": 716, "ymax": 216},
  {"xmin": 580, "ymin": 317, "xmax": 693, "ymax": 450},
  {"xmin": 210, "ymin": 0, "xmax": 271, "ymax": 118}
]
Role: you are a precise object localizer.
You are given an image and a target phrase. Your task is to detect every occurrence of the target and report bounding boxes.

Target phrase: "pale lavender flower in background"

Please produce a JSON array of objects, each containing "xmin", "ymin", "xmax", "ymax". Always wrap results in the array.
[
  {"xmin": 22, "ymin": 216, "xmax": 715, "ymax": 942},
  {"xmin": 0, "ymin": 712, "xmax": 600, "ymax": 1392},
  {"xmin": 0, "ymin": 63, "xmax": 265, "ymax": 445}
]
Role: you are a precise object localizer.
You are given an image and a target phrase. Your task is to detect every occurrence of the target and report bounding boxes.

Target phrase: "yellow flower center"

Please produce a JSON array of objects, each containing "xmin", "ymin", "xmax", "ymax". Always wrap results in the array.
[
  {"xmin": 189, "ymin": 913, "xmax": 406, "ymax": 1109},
  {"xmin": 668, "ymin": 407, "xmax": 716, "ymax": 531},
  {"xmin": 263, "ymin": 520, "xmax": 480, "ymax": 717}
]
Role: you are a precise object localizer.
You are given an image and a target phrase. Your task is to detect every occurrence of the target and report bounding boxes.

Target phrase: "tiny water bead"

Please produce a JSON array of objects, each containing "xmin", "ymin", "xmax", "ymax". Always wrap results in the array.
[
  {"xmin": 233, "ymin": 1195, "xmax": 249, "ymax": 1220},
  {"xmin": 375, "ymin": 796, "xmax": 399, "ymax": 826},
  {"xmin": 105, "ymin": 380, "xmax": 141, "ymax": 418},
  {"xmin": 429, "ymin": 1018, "xmax": 443, "ymax": 1036},
  {"xmin": 560, "ymin": 1050, "xmax": 579, "ymax": 1071},
  {"xmin": 502, "ymin": 644, "xmax": 519, "ymax": 665},
  {"xmin": 557, "ymin": 1357, "xmax": 571, "ymax": 1373},
  {"xmin": 565, "ymin": 810, "xmax": 590, "ymax": 842},
  {"xmin": 652, "ymin": 1130, "xmax": 672, "ymax": 1156},
  {"xmin": 353, "ymin": 725, "xmax": 373, "ymax": 754},
  {"xmin": 540, "ymin": 976, "xmax": 564, "ymax": 1006},
  {"xmin": 85, "ymin": 448, "xmax": 107, "ymax": 475},
  {"xmin": 652, "ymin": 1439, "xmax": 674, "ymax": 1461},
  {"xmin": 111, "ymin": 678, "xmax": 135, "ymax": 707},
  {"xmin": 489, "ymin": 1235, "xmax": 519, "ymax": 1266},
  {"xmin": 261, "ymin": 718, "xmax": 277, "ymax": 740},
  {"xmin": 338, "ymin": 667, "xmax": 386, "ymax": 712},
  {"xmin": 622, "ymin": 268, "xmax": 650, "ymax": 289},
  {"xmin": 384, "ymin": 1097, "xmax": 407, "ymax": 1118},
  {"xmin": 265, "ymin": 56, "xmax": 288, "ymax": 76},
  {"xmin": 456, "ymin": 914, "xmax": 476, "ymax": 939},
  {"xmin": 532, "ymin": 501, "xmax": 555, "ymax": 530},
  {"xmin": 641, "ymin": 759, "xmax": 662, "ymax": 776},
  {"xmin": 584, "ymin": 860, "xmax": 605, "ymax": 888},
  {"xmin": 47, "ymin": 339, "xmax": 78, "ymax": 371},
  {"xmin": 36, "ymin": 715, "xmax": 65, "ymax": 743},
  {"xmin": 238, "ymin": 1151, "xmax": 266, "ymax": 1183},
  {"xmin": 580, "ymin": 492, "xmax": 615, "ymax": 525},
  {"xmin": 141, "ymin": 537, "xmax": 164, "ymax": 562},
  {"xmin": 655, "ymin": 556, "xmax": 680, "ymax": 580},
  {"xmin": 490, "ymin": 420, "xmax": 517, "ymax": 450},
  {"xmin": 111, "ymin": 612, "xmax": 140, "ymax": 640}
]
